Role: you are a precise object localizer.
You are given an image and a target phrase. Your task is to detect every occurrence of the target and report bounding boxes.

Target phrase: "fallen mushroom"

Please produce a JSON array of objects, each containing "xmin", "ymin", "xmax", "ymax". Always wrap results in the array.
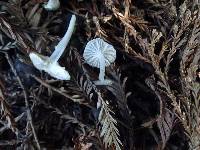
[
  {"xmin": 83, "ymin": 38, "xmax": 116, "ymax": 85},
  {"xmin": 43, "ymin": 0, "xmax": 60, "ymax": 11},
  {"xmin": 29, "ymin": 15, "xmax": 76, "ymax": 80}
]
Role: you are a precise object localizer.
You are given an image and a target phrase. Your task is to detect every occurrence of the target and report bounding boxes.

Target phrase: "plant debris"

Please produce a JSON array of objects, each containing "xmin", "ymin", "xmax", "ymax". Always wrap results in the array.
[{"xmin": 0, "ymin": 0, "xmax": 199, "ymax": 150}]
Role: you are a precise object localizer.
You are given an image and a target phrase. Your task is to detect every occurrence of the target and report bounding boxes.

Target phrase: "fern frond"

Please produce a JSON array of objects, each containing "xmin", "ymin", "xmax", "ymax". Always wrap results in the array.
[
  {"xmin": 106, "ymin": 68, "xmax": 131, "ymax": 120},
  {"xmin": 0, "ymin": 16, "xmax": 33, "ymax": 53},
  {"xmin": 157, "ymin": 108, "xmax": 179, "ymax": 149},
  {"xmin": 98, "ymin": 96, "xmax": 122, "ymax": 150},
  {"xmin": 0, "ymin": 41, "xmax": 16, "ymax": 51},
  {"xmin": 0, "ymin": 81, "xmax": 18, "ymax": 134},
  {"xmin": 145, "ymin": 2, "xmax": 200, "ymax": 149},
  {"xmin": 65, "ymin": 49, "xmax": 123, "ymax": 149},
  {"xmin": 75, "ymin": 69, "xmax": 123, "ymax": 150},
  {"xmin": 75, "ymin": 70, "xmax": 123, "ymax": 150}
]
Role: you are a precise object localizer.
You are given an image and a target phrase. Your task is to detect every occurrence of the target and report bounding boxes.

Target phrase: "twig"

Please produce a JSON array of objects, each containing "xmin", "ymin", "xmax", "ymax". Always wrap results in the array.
[
  {"xmin": 31, "ymin": 88, "xmax": 89, "ymax": 128},
  {"xmin": 64, "ymin": 8, "xmax": 86, "ymax": 19},
  {"xmin": 31, "ymin": 75, "xmax": 92, "ymax": 108},
  {"xmin": 0, "ymin": 140, "xmax": 22, "ymax": 146},
  {"xmin": 5, "ymin": 53, "xmax": 41, "ymax": 150}
]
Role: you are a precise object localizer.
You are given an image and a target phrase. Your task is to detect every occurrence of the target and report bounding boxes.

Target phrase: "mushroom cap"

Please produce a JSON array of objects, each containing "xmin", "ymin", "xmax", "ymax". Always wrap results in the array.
[
  {"xmin": 29, "ymin": 52, "xmax": 48, "ymax": 71},
  {"xmin": 43, "ymin": 0, "xmax": 60, "ymax": 11},
  {"xmin": 83, "ymin": 38, "xmax": 116, "ymax": 68},
  {"xmin": 29, "ymin": 52, "xmax": 70, "ymax": 80},
  {"xmin": 44, "ymin": 62, "xmax": 70, "ymax": 80}
]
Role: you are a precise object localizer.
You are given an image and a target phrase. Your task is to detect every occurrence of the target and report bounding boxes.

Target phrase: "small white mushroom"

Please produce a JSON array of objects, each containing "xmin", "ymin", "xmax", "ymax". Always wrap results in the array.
[
  {"xmin": 83, "ymin": 38, "xmax": 116, "ymax": 85},
  {"xmin": 29, "ymin": 15, "xmax": 76, "ymax": 80},
  {"xmin": 43, "ymin": 0, "xmax": 60, "ymax": 11}
]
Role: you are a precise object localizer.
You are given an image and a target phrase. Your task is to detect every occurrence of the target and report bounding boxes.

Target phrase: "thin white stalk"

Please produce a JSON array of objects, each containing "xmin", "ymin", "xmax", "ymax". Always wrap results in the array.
[
  {"xmin": 50, "ymin": 15, "xmax": 76, "ymax": 63},
  {"xmin": 99, "ymin": 55, "xmax": 105, "ymax": 82}
]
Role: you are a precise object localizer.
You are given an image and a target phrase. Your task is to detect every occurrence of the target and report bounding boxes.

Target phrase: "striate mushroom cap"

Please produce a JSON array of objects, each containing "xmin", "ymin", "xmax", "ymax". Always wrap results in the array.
[{"xmin": 83, "ymin": 38, "xmax": 116, "ymax": 68}]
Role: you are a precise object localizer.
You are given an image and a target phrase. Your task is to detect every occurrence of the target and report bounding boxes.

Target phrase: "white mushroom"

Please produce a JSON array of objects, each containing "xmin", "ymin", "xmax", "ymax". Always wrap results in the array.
[
  {"xmin": 29, "ymin": 15, "xmax": 76, "ymax": 80},
  {"xmin": 43, "ymin": 0, "xmax": 60, "ymax": 11},
  {"xmin": 83, "ymin": 38, "xmax": 116, "ymax": 85}
]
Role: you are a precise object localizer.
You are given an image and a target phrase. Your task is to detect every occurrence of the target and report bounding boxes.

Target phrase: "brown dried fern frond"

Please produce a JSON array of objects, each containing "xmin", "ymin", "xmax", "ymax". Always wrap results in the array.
[
  {"xmin": 157, "ymin": 108, "xmax": 179, "ymax": 149},
  {"xmin": 0, "ymin": 16, "xmax": 33, "ymax": 53},
  {"xmin": 145, "ymin": 1, "xmax": 200, "ymax": 149},
  {"xmin": 0, "ymin": 80, "xmax": 18, "ymax": 134},
  {"xmin": 106, "ymin": 68, "xmax": 132, "ymax": 122}
]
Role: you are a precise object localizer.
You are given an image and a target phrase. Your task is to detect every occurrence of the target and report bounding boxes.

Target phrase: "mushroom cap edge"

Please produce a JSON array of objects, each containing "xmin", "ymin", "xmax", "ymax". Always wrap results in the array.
[
  {"xmin": 29, "ymin": 52, "xmax": 48, "ymax": 71},
  {"xmin": 45, "ymin": 62, "xmax": 70, "ymax": 80}
]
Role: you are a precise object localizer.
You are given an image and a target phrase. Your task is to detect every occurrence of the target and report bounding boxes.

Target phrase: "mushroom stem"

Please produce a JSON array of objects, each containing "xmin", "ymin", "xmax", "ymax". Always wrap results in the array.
[
  {"xmin": 50, "ymin": 15, "xmax": 76, "ymax": 63},
  {"xmin": 99, "ymin": 56, "xmax": 105, "ymax": 81}
]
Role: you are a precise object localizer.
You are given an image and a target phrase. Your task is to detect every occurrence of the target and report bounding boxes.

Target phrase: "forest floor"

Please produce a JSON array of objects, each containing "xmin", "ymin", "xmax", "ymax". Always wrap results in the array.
[{"xmin": 0, "ymin": 0, "xmax": 200, "ymax": 150}]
